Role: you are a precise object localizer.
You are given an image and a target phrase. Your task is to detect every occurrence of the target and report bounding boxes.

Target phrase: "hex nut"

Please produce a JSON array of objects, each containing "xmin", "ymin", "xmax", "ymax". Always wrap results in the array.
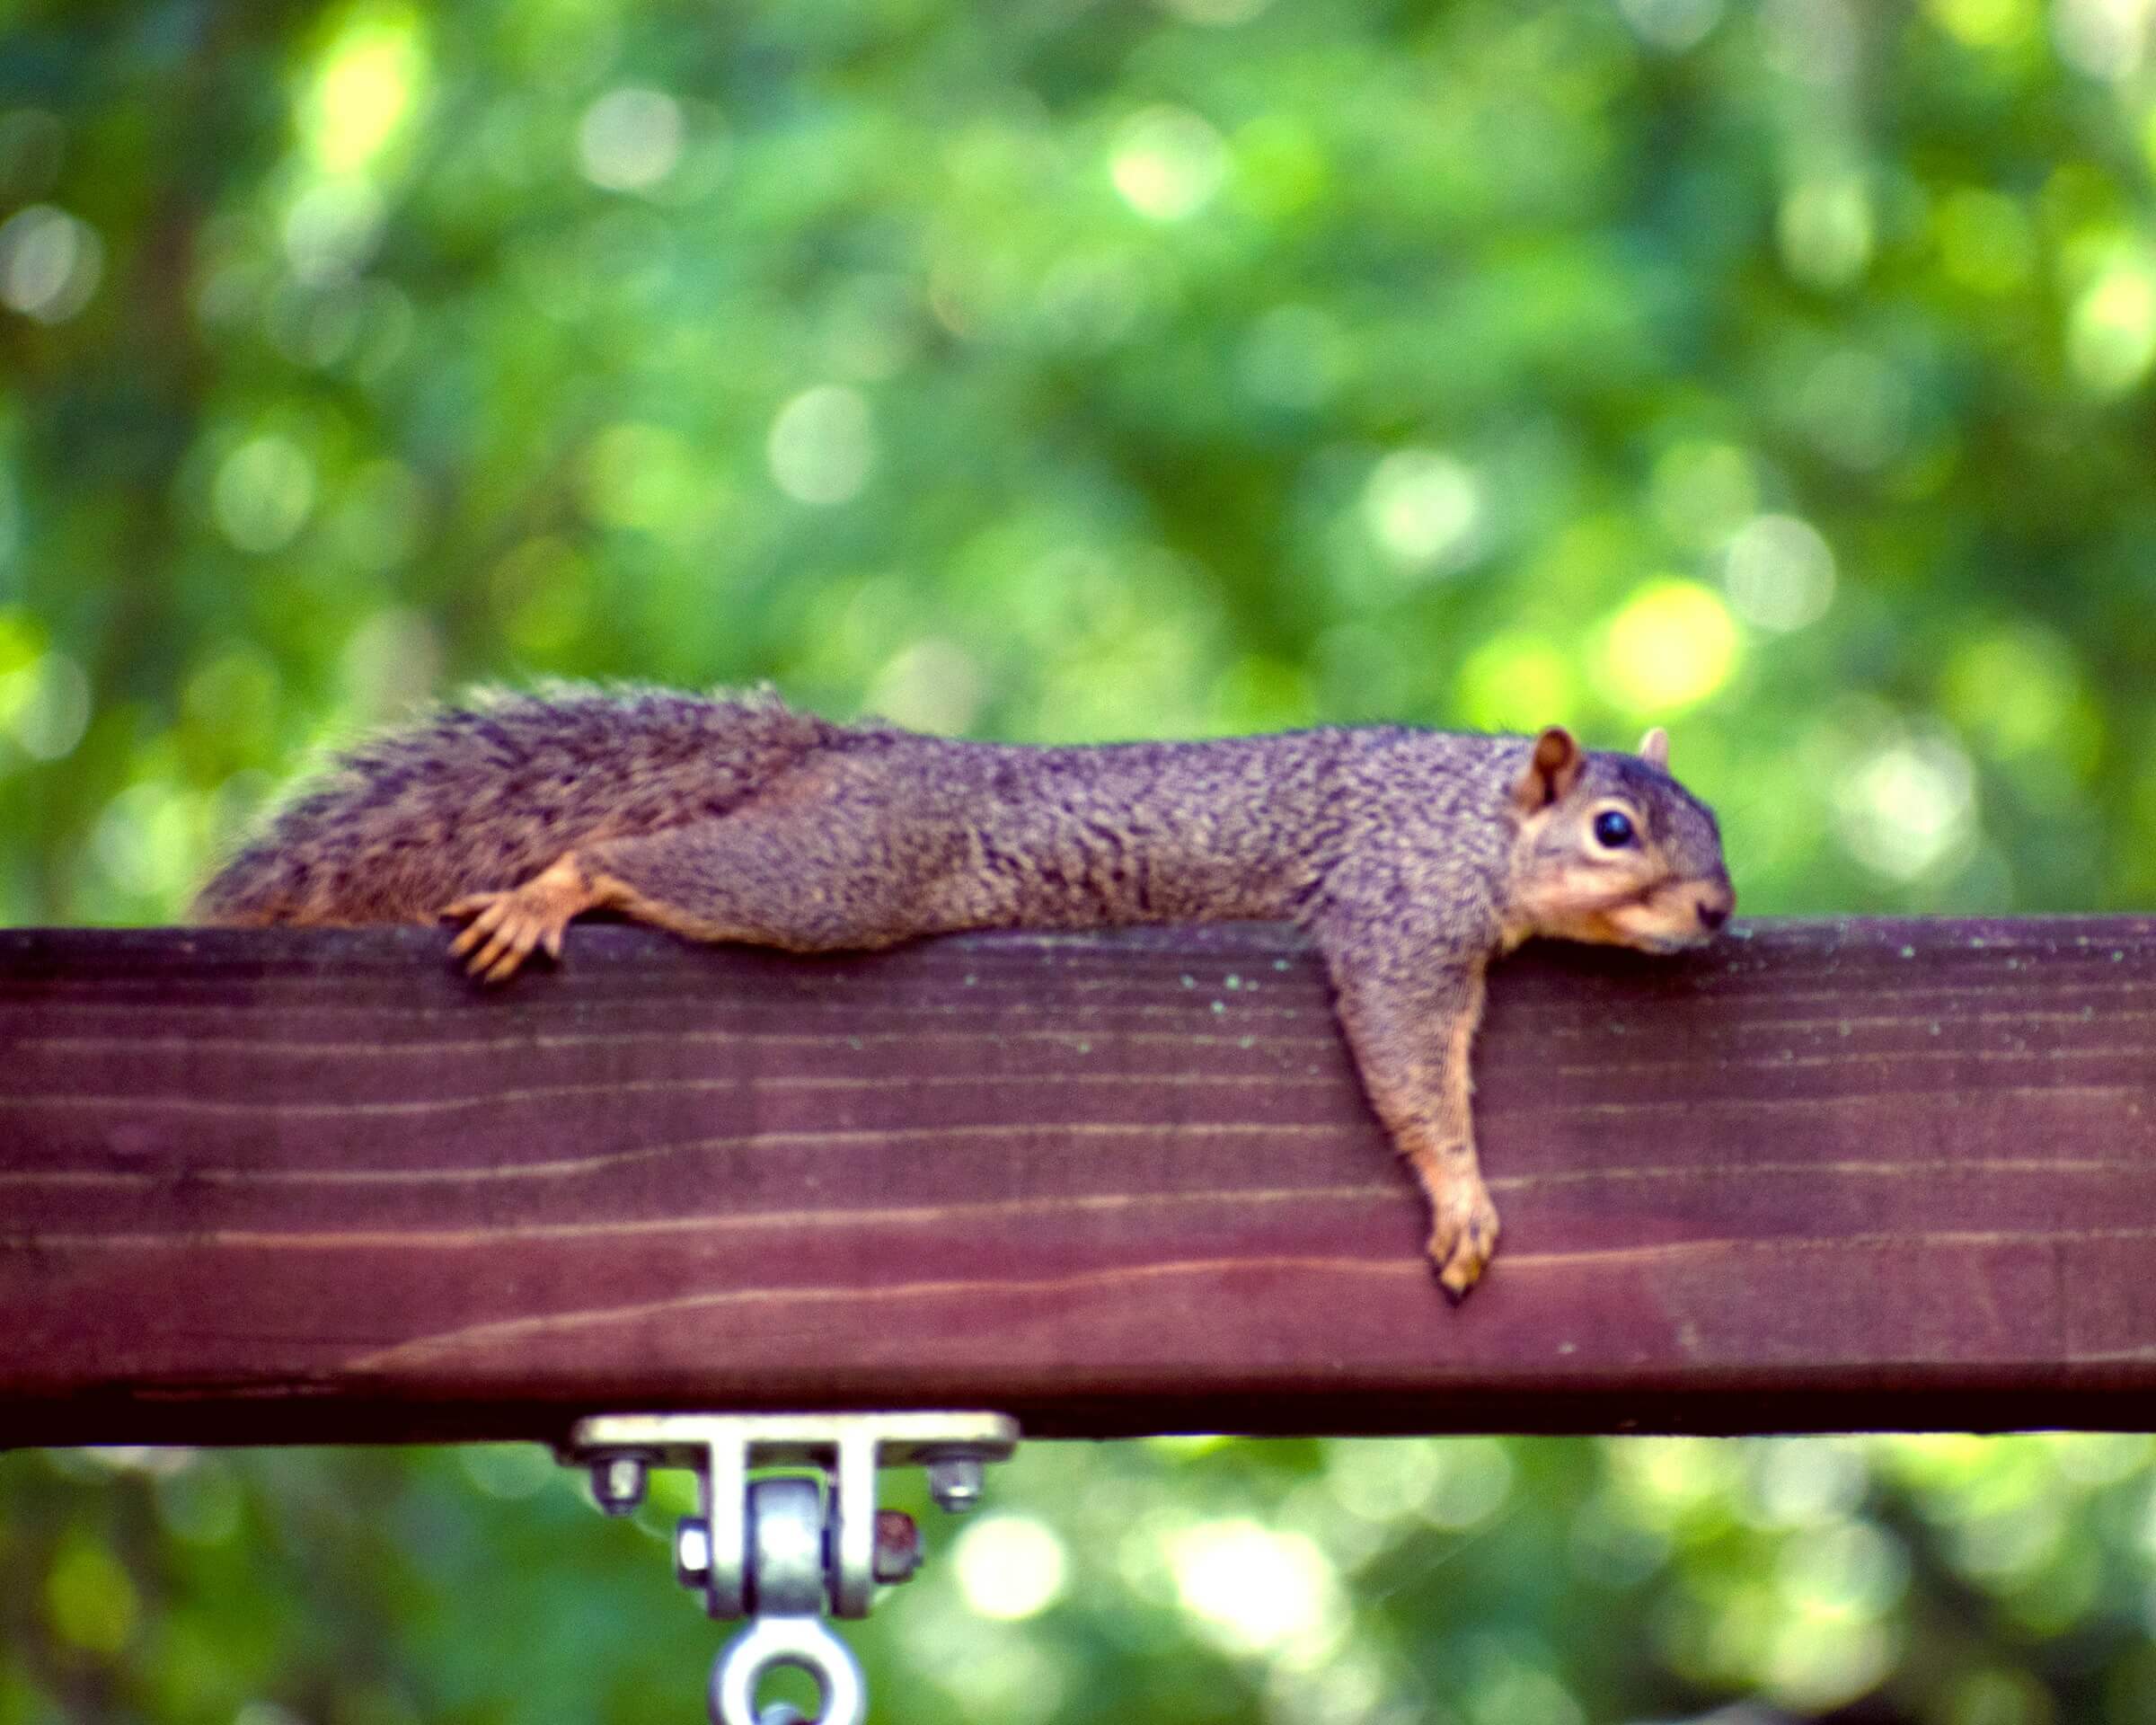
[
  {"xmin": 924, "ymin": 1454, "xmax": 985, "ymax": 1514},
  {"xmin": 591, "ymin": 1455, "xmax": 648, "ymax": 1516}
]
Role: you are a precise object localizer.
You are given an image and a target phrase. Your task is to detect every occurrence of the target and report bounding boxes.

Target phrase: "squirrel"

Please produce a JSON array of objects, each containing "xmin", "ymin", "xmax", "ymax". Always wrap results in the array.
[{"xmin": 194, "ymin": 686, "xmax": 1735, "ymax": 1294}]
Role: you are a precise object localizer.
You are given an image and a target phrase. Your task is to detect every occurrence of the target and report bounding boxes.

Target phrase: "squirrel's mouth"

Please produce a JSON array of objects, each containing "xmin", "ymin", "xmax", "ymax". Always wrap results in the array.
[
  {"xmin": 1524, "ymin": 875, "xmax": 1735, "ymax": 953},
  {"xmin": 1603, "ymin": 883, "xmax": 1735, "ymax": 951}
]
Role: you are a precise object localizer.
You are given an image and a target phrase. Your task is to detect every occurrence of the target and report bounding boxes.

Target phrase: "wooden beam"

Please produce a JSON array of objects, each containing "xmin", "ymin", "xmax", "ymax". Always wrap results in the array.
[{"xmin": 2, "ymin": 917, "xmax": 2153, "ymax": 1446}]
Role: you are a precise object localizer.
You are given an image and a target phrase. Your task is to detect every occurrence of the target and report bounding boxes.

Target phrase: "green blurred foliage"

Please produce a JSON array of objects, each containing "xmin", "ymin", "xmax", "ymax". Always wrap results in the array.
[
  {"xmin": 5, "ymin": 0, "xmax": 2156, "ymax": 1720},
  {"xmin": 8, "ymin": 1435, "xmax": 2156, "ymax": 1725}
]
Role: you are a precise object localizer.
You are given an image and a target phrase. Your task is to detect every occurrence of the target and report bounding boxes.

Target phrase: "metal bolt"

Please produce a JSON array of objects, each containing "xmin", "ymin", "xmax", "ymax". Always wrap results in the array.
[
  {"xmin": 676, "ymin": 1517, "xmax": 714, "ymax": 1588},
  {"xmin": 871, "ymin": 1509, "xmax": 923, "ymax": 1584},
  {"xmin": 590, "ymin": 1455, "xmax": 648, "ymax": 1516},
  {"xmin": 924, "ymin": 1454, "xmax": 985, "ymax": 1514}
]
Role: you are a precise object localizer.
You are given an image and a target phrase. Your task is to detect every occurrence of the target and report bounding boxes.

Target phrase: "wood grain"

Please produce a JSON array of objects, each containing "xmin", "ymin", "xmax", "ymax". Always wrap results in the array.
[{"xmin": 2, "ymin": 917, "xmax": 2153, "ymax": 1444}]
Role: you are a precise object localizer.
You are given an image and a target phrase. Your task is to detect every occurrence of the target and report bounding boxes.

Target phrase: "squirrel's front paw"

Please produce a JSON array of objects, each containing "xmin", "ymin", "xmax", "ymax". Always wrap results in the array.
[
  {"xmin": 1427, "ymin": 1178, "xmax": 1502, "ymax": 1299},
  {"xmin": 444, "ymin": 855, "xmax": 593, "ymax": 984}
]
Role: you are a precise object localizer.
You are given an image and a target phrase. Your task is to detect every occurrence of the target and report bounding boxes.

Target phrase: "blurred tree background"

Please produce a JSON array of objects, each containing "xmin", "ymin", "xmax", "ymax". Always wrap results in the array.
[{"xmin": 4, "ymin": 0, "xmax": 2156, "ymax": 1721}]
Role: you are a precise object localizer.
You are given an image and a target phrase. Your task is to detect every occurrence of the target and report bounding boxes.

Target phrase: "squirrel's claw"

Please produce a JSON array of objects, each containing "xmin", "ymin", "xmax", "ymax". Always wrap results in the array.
[
  {"xmin": 444, "ymin": 896, "xmax": 508, "ymax": 960},
  {"xmin": 442, "ymin": 855, "xmax": 595, "ymax": 984},
  {"xmin": 445, "ymin": 894, "xmax": 529, "ymax": 981},
  {"xmin": 449, "ymin": 899, "xmax": 543, "ymax": 982},
  {"xmin": 480, "ymin": 944, "xmax": 530, "ymax": 986},
  {"xmin": 443, "ymin": 892, "xmax": 550, "ymax": 984},
  {"xmin": 444, "ymin": 896, "xmax": 499, "ymax": 952},
  {"xmin": 1427, "ymin": 1179, "xmax": 1501, "ymax": 1300}
]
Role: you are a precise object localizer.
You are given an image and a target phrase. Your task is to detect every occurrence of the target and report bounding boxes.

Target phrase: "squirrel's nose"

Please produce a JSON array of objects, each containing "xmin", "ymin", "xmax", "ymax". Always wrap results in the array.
[{"xmin": 1697, "ymin": 897, "xmax": 1731, "ymax": 933}]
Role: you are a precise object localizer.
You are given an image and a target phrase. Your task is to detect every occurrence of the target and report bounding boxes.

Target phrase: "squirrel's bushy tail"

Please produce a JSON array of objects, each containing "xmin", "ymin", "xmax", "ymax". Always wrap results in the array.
[{"xmin": 194, "ymin": 686, "xmax": 837, "ymax": 926}]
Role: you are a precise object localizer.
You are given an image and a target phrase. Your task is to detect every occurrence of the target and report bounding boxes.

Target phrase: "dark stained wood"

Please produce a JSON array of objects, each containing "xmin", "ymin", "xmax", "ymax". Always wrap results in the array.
[{"xmin": 2, "ymin": 917, "xmax": 2154, "ymax": 1445}]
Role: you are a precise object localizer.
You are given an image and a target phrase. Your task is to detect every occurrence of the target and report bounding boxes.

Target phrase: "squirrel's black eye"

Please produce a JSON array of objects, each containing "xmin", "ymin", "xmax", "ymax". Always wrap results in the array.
[{"xmin": 1593, "ymin": 809, "xmax": 1636, "ymax": 849}]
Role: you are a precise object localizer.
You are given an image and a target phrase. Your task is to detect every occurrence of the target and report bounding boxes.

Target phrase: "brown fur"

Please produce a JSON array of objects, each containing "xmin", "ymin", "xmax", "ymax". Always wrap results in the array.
[{"xmin": 196, "ymin": 686, "xmax": 1734, "ymax": 1295}]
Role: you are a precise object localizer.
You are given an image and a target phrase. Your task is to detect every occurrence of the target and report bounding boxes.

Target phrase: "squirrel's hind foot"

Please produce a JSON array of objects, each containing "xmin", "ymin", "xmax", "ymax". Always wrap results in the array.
[
  {"xmin": 1427, "ymin": 1178, "xmax": 1502, "ymax": 1299},
  {"xmin": 445, "ymin": 854, "xmax": 600, "ymax": 984}
]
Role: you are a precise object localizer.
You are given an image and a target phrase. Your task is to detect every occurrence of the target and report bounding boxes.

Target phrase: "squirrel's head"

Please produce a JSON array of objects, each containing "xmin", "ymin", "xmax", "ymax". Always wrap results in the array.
[{"xmin": 1504, "ymin": 725, "xmax": 1734, "ymax": 954}]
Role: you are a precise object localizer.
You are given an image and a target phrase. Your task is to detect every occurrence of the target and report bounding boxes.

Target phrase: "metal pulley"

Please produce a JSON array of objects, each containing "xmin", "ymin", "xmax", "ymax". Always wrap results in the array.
[{"xmin": 559, "ymin": 1411, "xmax": 1019, "ymax": 1725}]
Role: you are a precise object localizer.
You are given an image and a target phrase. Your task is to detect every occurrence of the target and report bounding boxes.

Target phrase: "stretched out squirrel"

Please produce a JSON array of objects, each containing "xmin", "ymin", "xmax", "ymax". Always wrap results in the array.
[{"xmin": 196, "ymin": 688, "xmax": 1734, "ymax": 1293}]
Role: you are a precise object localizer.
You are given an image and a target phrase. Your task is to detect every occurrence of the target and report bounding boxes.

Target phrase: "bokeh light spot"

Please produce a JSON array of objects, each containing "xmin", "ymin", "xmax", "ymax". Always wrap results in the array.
[
  {"xmin": 2068, "ymin": 259, "xmax": 2156, "ymax": 394},
  {"xmin": 1779, "ymin": 177, "xmax": 1874, "ymax": 289},
  {"xmin": 1163, "ymin": 1519, "xmax": 1343, "ymax": 1658},
  {"xmin": 1927, "ymin": 0, "xmax": 2035, "ymax": 47},
  {"xmin": 2054, "ymin": 0, "xmax": 2151, "ymax": 79},
  {"xmin": 303, "ymin": 5, "xmax": 426, "ymax": 173},
  {"xmin": 1777, "ymin": 1518, "xmax": 1911, "ymax": 1625},
  {"xmin": 1762, "ymin": 1616, "xmax": 1895, "ymax": 1712},
  {"xmin": 767, "ymin": 385, "xmax": 877, "ymax": 506},
  {"xmin": 1596, "ymin": 579, "xmax": 1739, "ymax": 714},
  {"xmin": 1361, "ymin": 448, "xmax": 1484, "ymax": 575},
  {"xmin": 1110, "ymin": 106, "xmax": 1228, "ymax": 221},
  {"xmin": 1467, "ymin": 1650, "xmax": 1586, "ymax": 1725},
  {"xmin": 1745, "ymin": 1440, "xmax": 1869, "ymax": 1530},
  {"xmin": 0, "ymin": 204, "xmax": 102, "ymax": 323},
  {"xmin": 864, "ymin": 639, "xmax": 987, "ymax": 735},
  {"xmin": 212, "ymin": 437, "xmax": 317, "ymax": 554},
  {"xmin": 1322, "ymin": 1438, "xmax": 1442, "ymax": 1526},
  {"xmin": 92, "ymin": 782, "xmax": 201, "ymax": 904},
  {"xmin": 1618, "ymin": 0, "xmax": 1725, "ymax": 51},
  {"xmin": 951, "ymin": 1515, "xmax": 1069, "ymax": 1620},
  {"xmin": 282, "ymin": 178, "xmax": 386, "ymax": 285},
  {"xmin": 578, "ymin": 87, "xmax": 685, "ymax": 192},
  {"xmin": 1722, "ymin": 514, "xmax": 1836, "ymax": 632},
  {"xmin": 0, "ymin": 650, "xmax": 91, "ymax": 761},
  {"xmin": 1424, "ymin": 1438, "xmax": 1517, "ymax": 1530},
  {"xmin": 1833, "ymin": 733, "xmax": 1976, "ymax": 879}
]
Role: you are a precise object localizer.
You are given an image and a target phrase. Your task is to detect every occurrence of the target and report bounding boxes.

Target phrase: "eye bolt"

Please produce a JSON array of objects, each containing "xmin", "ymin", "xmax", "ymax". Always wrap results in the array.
[{"xmin": 1593, "ymin": 809, "xmax": 1635, "ymax": 849}]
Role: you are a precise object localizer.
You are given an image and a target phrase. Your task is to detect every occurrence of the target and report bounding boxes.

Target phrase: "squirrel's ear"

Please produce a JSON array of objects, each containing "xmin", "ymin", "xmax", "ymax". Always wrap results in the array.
[
  {"xmin": 1512, "ymin": 726, "xmax": 1583, "ymax": 812},
  {"xmin": 1638, "ymin": 727, "xmax": 1669, "ymax": 771}
]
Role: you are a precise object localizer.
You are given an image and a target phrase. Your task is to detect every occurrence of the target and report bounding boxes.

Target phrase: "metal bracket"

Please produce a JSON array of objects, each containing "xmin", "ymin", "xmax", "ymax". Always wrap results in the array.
[{"xmin": 559, "ymin": 1412, "xmax": 1019, "ymax": 1725}]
